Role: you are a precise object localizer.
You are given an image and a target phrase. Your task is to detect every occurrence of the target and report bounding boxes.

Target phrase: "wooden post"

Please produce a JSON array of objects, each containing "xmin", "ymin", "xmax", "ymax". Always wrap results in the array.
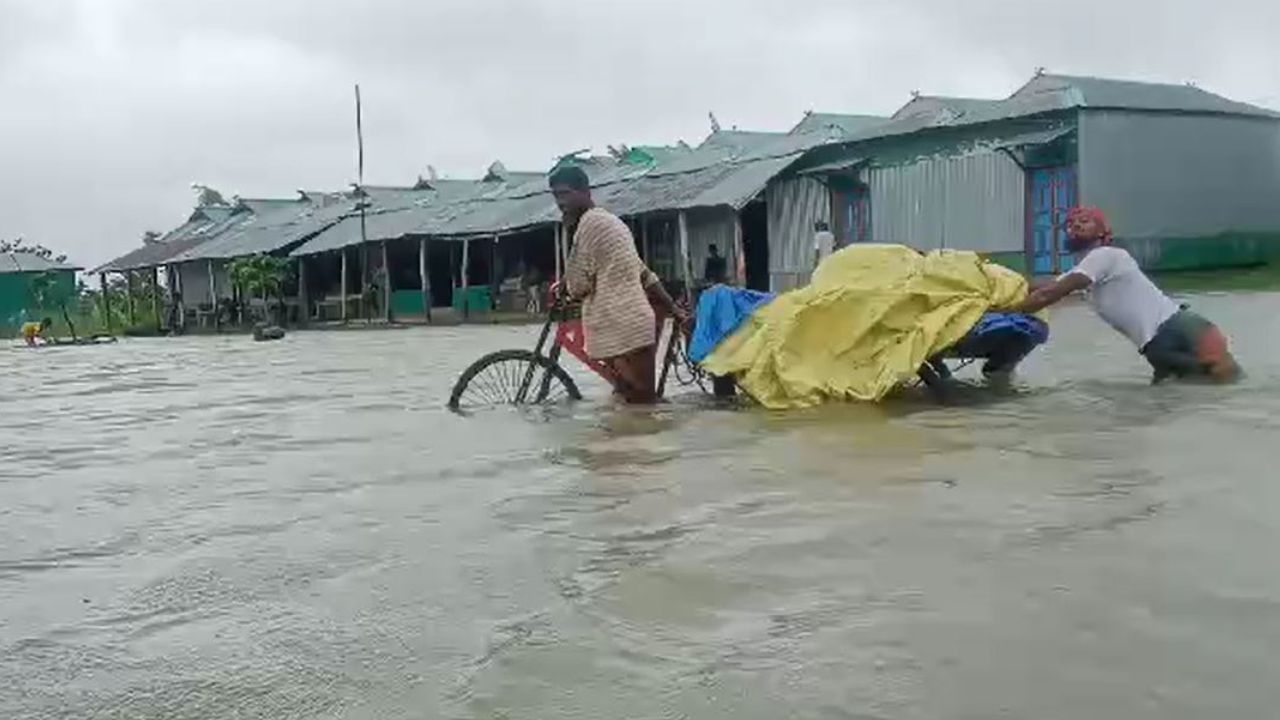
[
  {"xmin": 553, "ymin": 222, "xmax": 563, "ymax": 281},
  {"xmin": 172, "ymin": 264, "xmax": 186, "ymax": 331},
  {"xmin": 419, "ymin": 237, "xmax": 431, "ymax": 323},
  {"xmin": 361, "ymin": 243, "xmax": 370, "ymax": 323},
  {"xmin": 490, "ymin": 234, "xmax": 500, "ymax": 312},
  {"xmin": 640, "ymin": 215, "xmax": 651, "ymax": 264},
  {"xmin": 297, "ymin": 256, "xmax": 309, "ymax": 326},
  {"xmin": 98, "ymin": 272, "xmax": 112, "ymax": 333},
  {"xmin": 125, "ymin": 271, "xmax": 136, "ymax": 326},
  {"xmin": 677, "ymin": 210, "xmax": 692, "ymax": 299},
  {"xmin": 732, "ymin": 212, "xmax": 746, "ymax": 287},
  {"xmin": 460, "ymin": 237, "xmax": 471, "ymax": 321},
  {"xmin": 150, "ymin": 267, "xmax": 161, "ymax": 330},
  {"xmin": 381, "ymin": 239, "xmax": 392, "ymax": 322},
  {"xmin": 340, "ymin": 248, "xmax": 349, "ymax": 323},
  {"xmin": 207, "ymin": 259, "xmax": 219, "ymax": 331}
]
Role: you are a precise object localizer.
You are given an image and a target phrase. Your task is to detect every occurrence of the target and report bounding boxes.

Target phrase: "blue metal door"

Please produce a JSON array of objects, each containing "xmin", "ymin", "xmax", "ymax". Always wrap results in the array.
[
  {"xmin": 1027, "ymin": 166, "xmax": 1077, "ymax": 274},
  {"xmin": 837, "ymin": 186, "xmax": 871, "ymax": 247}
]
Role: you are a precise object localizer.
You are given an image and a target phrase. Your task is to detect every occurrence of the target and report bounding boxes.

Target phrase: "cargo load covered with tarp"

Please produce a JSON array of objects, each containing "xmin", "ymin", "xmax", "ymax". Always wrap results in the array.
[{"xmin": 699, "ymin": 244, "xmax": 1038, "ymax": 408}]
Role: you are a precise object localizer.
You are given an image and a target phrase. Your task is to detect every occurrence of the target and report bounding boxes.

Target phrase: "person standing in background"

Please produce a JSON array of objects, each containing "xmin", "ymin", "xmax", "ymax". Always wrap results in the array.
[
  {"xmin": 703, "ymin": 244, "xmax": 728, "ymax": 285},
  {"xmin": 813, "ymin": 221, "xmax": 835, "ymax": 269}
]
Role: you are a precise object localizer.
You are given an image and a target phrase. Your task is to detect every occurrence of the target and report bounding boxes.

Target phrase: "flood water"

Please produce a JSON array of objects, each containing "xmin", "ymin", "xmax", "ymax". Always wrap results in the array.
[{"xmin": 4, "ymin": 291, "xmax": 1279, "ymax": 719}]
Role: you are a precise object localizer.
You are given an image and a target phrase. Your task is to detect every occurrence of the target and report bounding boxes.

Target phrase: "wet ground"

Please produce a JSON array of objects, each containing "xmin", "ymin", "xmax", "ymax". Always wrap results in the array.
[{"xmin": 3, "ymin": 290, "xmax": 1278, "ymax": 719}]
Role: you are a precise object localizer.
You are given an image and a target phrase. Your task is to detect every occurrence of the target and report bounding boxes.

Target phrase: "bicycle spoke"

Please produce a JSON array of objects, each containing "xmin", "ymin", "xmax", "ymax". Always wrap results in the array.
[{"xmin": 453, "ymin": 353, "xmax": 575, "ymax": 411}]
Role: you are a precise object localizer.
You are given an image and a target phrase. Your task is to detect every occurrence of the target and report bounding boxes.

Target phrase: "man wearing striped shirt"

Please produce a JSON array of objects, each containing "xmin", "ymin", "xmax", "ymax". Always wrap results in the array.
[{"xmin": 551, "ymin": 165, "xmax": 688, "ymax": 403}]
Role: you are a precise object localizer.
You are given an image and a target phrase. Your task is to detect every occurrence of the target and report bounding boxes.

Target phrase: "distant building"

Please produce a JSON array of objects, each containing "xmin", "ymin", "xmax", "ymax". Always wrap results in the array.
[
  {"xmin": 92, "ymin": 72, "xmax": 1280, "ymax": 328},
  {"xmin": 794, "ymin": 73, "xmax": 1280, "ymax": 276},
  {"xmin": 1, "ymin": 250, "xmax": 80, "ymax": 330}
]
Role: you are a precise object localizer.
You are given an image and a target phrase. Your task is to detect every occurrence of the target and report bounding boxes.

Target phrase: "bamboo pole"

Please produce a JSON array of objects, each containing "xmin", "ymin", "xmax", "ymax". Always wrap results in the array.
[
  {"xmin": 419, "ymin": 237, "xmax": 431, "ymax": 323},
  {"xmin": 355, "ymin": 84, "xmax": 370, "ymax": 323},
  {"xmin": 339, "ymin": 249, "xmax": 348, "ymax": 323}
]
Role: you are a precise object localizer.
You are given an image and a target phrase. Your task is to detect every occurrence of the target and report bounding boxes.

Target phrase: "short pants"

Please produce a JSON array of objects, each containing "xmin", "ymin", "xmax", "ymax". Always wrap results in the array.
[{"xmin": 1140, "ymin": 309, "xmax": 1235, "ymax": 383}]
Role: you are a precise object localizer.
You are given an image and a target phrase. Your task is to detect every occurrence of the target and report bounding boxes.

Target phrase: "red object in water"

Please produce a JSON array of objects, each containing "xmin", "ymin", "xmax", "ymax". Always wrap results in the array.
[
  {"xmin": 554, "ymin": 312, "xmax": 669, "ymax": 384},
  {"xmin": 547, "ymin": 280, "xmax": 673, "ymax": 387}
]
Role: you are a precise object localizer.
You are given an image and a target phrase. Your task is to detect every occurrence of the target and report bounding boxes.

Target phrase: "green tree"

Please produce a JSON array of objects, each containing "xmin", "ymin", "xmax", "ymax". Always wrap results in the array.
[{"xmin": 228, "ymin": 255, "xmax": 290, "ymax": 323}]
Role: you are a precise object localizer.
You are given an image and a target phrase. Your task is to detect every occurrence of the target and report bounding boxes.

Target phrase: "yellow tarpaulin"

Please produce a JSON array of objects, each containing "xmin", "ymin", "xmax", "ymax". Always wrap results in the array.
[{"xmin": 700, "ymin": 244, "xmax": 1032, "ymax": 409}]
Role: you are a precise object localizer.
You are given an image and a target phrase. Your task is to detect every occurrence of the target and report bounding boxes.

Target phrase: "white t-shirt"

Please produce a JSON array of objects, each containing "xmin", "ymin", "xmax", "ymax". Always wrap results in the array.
[
  {"xmin": 814, "ymin": 230, "xmax": 835, "ymax": 263},
  {"xmin": 1067, "ymin": 246, "xmax": 1180, "ymax": 348}
]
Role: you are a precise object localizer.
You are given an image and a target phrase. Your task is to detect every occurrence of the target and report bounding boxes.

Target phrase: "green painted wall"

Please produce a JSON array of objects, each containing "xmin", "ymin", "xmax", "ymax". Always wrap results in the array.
[
  {"xmin": 390, "ymin": 289, "xmax": 426, "ymax": 316},
  {"xmin": 989, "ymin": 234, "xmax": 1280, "ymax": 277},
  {"xmin": 0, "ymin": 270, "xmax": 76, "ymax": 331},
  {"xmin": 1116, "ymin": 232, "xmax": 1280, "ymax": 272}
]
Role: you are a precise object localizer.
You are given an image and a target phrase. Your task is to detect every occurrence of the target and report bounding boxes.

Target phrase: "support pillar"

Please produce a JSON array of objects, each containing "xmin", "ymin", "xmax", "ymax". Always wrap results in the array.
[
  {"xmin": 460, "ymin": 237, "xmax": 471, "ymax": 321},
  {"xmin": 125, "ymin": 271, "xmax": 136, "ymax": 325},
  {"xmin": 381, "ymin": 239, "xmax": 392, "ymax": 322},
  {"xmin": 340, "ymin": 248, "xmax": 349, "ymax": 323},
  {"xmin": 677, "ymin": 210, "xmax": 692, "ymax": 301},
  {"xmin": 419, "ymin": 237, "xmax": 432, "ymax": 323},
  {"xmin": 98, "ymin": 272, "xmax": 112, "ymax": 333},
  {"xmin": 297, "ymin": 256, "xmax": 309, "ymax": 326},
  {"xmin": 554, "ymin": 222, "xmax": 563, "ymax": 281},
  {"xmin": 150, "ymin": 267, "xmax": 162, "ymax": 330},
  {"xmin": 732, "ymin": 212, "xmax": 746, "ymax": 286},
  {"xmin": 207, "ymin": 259, "xmax": 219, "ymax": 331}
]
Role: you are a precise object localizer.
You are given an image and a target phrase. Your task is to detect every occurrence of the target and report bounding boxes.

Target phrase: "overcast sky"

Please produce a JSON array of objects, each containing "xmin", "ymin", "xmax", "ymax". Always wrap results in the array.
[{"xmin": 3, "ymin": 0, "xmax": 1277, "ymax": 268}]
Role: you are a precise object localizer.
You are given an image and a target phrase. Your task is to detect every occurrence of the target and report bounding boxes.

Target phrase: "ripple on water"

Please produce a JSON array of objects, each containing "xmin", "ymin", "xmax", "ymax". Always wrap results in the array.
[{"xmin": 3, "ymin": 299, "xmax": 1280, "ymax": 719}]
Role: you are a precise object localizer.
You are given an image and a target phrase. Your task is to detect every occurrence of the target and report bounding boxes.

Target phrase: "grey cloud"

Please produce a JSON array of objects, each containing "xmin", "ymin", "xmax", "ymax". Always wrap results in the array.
[{"xmin": 2, "ymin": 0, "xmax": 1277, "ymax": 267}]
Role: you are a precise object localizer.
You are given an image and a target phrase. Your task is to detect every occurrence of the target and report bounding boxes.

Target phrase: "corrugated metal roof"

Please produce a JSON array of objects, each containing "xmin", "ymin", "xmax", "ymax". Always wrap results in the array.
[
  {"xmin": 791, "ymin": 112, "xmax": 891, "ymax": 137},
  {"xmin": 686, "ymin": 153, "xmax": 804, "ymax": 208},
  {"xmin": 121, "ymin": 72, "xmax": 1280, "ymax": 267},
  {"xmin": 93, "ymin": 205, "xmax": 251, "ymax": 273},
  {"xmin": 1018, "ymin": 74, "xmax": 1279, "ymax": 118},
  {"xmin": 891, "ymin": 95, "xmax": 1003, "ymax": 121},
  {"xmin": 881, "ymin": 74, "xmax": 1279, "ymax": 138},
  {"xmin": 168, "ymin": 198, "xmax": 346, "ymax": 262},
  {"xmin": 292, "ymin": 133, "xmax": 822, "ymax": 256},
  {"xmin": 1, "ymin": 252, "xmax": 80, "ymax": 274},
  {"xmin": 985, "ymin": 125, "xmax": 1076, "ymax": 151}
]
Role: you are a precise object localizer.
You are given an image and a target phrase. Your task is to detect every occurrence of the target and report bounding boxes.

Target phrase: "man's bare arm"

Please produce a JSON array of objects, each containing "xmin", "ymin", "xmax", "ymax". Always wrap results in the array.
[{"xmin": 1009, "ymin": 273, "xmax": 1091, "ymax": 314}]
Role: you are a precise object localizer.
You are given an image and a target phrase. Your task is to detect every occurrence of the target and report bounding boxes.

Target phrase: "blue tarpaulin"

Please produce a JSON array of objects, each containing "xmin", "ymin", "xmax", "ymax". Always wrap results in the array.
[
  {"xmin": 688, "ymin": 285, "xmax": 774, "ymax": 362},
  {"xmin": 965, "ymin": 312, "xmax": 1049, "ymax": 345}
]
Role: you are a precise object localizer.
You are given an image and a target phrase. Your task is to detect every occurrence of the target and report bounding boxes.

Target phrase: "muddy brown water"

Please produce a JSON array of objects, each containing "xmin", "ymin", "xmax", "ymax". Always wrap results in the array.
[{"xmin": 3, "ymin": 291, "xmax": 1279, "ymax": 719}]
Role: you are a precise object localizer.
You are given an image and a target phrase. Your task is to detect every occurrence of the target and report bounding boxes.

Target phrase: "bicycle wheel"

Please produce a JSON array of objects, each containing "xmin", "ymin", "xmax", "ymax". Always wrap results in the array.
[{"xmin": 447, "ymin": 349, "xmax": 582, "ymax": 411}]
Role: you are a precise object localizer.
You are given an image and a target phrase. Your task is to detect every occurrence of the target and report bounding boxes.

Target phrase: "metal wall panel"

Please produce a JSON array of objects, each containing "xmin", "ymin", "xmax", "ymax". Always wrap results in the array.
[
  {"xmin": 685, "ymin": 207, "xmax": 738, "ymax": 283},
  {"xmin": 766, "ymin": 176, "xmax": 831, "ymax": 291},
  {"xmin": 176, "ymin": 260, "xmax": 231, "ymax": 305},
  {"xmin": 868, "ymin": 150, "xmax": 1024, "ymax": 252},
  {"xmin": 1078, "ymin": 110, "xmax": 1280, "ymax": 238}
]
